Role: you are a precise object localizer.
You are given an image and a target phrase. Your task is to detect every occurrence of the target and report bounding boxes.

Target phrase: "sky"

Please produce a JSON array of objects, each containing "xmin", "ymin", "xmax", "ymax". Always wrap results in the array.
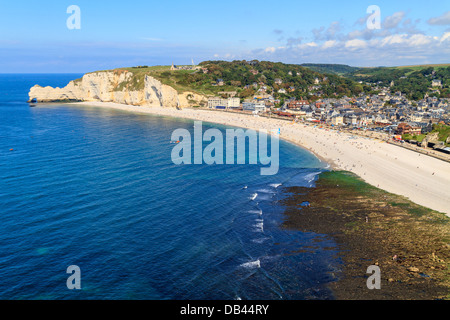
[{"xmin": 0, "ymin": 0, "xmax": 449, "ymax": 72}]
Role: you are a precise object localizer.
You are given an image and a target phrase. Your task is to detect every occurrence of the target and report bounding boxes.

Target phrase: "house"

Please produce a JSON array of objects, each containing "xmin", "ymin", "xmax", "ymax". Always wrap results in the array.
[
  {"xmin": 344, "ymin": 114, "xmax": 358, "ymax": 126},
  {"xmin": 432, "ymin": 80, "xmax": 442, "ymax": 87},
  {"xmin": 395, "ymin": 122, "xmax": 422, "ymax": 135},
  {"xmin": 216, "ymin": 79, "xmax": 224, "ymax": 86},
  {"xmin": 410, "ymin": 113, "xmax": 423, "ymax": 122},
  {"xmin": 331, "ymin": 115, "xmax": 344, "ymax": 126},
  {"xmin": 287, "ymin": 100, "xmax": 309, "ymax": 109},
  {"xmin": 273, "ymin": 111, "xmax": 295, "ymax": 118},
  {"xmin": 274, "ymin": 78, "xmax": 283, "ymax": 85},
  {"xmin": 278, "ymin": 88, "xmax": 287, "ymax": 94}
]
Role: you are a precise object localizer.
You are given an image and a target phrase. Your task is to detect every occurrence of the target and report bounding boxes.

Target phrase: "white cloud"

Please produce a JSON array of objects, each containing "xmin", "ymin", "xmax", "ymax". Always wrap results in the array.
[
  {"xmin": 440, "ymin": 32, "xmax": 450, "ymax": 43},
  {"xmin": 383, "ymin": 11, "xmax": 406, "ymax": 29},
  {"xmin": 322, "ymin": 40, "xmax": 337, "ymax": 49},
  {"xmin": 380, "ymin": 34, "xmax": 407, "ymax": 46},
  {"xmin": 246, "ymin": 15, "xmax": 450, "ymax": 67},
  {"xmin": 427, "ymin": 11, "xmax": 450, "ymax": 25},
  {"xmin": 304, "ymin": 42, "xmax": 318, "ymax": 47},
  {"xmin": 345, "ymin": 39, "xmax": 367, "ymax": 49},
  {"xmin": 408, "ymin": 34, "xmax": 432, "ymax": 46},
  {"xmin": 312, "ymin": 21, "xmax": 342, "ymax": 41},
  {"xmin": 265, "ymin": 47, "xmax": 276, "ymax": 53}
]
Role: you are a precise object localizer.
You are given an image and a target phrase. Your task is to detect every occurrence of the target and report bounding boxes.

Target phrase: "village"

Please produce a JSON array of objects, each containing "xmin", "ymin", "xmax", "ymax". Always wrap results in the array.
[{"xmin": 205, "ymin": 77, "xmax": 450, "ymax": 156}]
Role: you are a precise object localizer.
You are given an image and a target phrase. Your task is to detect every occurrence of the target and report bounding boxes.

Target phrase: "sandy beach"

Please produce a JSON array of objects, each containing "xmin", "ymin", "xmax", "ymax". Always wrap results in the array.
[{"xmin": 70, "ymin": 101, "xmax": 450, "ymax": 216}]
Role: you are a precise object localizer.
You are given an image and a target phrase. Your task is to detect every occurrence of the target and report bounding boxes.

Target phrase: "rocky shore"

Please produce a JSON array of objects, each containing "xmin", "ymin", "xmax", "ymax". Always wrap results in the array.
[{"xmin": 280, "ymin": 171, "xmax": 449, "ymax": 299}]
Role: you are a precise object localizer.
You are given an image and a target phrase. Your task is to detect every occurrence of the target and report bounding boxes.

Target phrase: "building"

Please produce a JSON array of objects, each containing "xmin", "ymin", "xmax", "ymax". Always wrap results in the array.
[
  {"xmin": 208, "ymin": 97, "xmax": 241, "ymax": 109},
  {"xmin": 395, "ymin": 122, "xmax": 422, "ymax": 135},
  {"xmin": 208, "ymin": 97, "xmax": 228, "ymax": 109},
  {"xmin": 432, "ymin": 80, "xmax": 442, "ymax": 87},
  {"xmin": 287, "ymin": 100, "xmax": 309, "ymax": 109},
  {"xmin": 243, "ymin": 102, "xmax": 266, "ymax": 113},
  {"xmin": 227, "ymin": 97, "xmax": 241, "ymax": 109},
  {"xmin": 331, "ymin": 115, "xmax": 344, "ymax": 126}
]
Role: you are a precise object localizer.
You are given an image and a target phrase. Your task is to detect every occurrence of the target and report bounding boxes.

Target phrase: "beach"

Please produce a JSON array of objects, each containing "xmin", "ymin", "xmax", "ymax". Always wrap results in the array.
[{"xmin": 70, "ymin": 101, "xmax": 450, "ymax": 216}]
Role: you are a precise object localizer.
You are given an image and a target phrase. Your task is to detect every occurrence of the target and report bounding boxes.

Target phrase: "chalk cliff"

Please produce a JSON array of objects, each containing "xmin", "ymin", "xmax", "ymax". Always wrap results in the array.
[{"xmin": 28, "ymin": 70, "xmax": 206, "ymax": 108}]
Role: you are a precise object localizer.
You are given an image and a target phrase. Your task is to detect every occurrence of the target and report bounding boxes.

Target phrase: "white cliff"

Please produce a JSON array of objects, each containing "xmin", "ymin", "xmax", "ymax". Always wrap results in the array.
[{"xmin": 28, "ymin": 70, "xmax": 206, "ymax": 108}]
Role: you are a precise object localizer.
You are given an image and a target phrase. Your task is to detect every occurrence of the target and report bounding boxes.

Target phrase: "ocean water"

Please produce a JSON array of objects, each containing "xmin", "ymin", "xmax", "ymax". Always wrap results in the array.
[{"xmin": 0, "ymin": 74, "xmax": 340, "ymax": 300}]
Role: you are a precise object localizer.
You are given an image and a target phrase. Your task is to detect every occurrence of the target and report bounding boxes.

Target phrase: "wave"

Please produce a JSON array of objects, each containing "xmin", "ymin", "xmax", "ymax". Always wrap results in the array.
[
  {"xmin": 251, "ymin": 237, "xmax": 270, "ymax": 244},
  {"xmin": 269, "ymin": 183, "xmax": 282, "ymax": 188},
  {"xmin": 256, "ymin": 188, "xmax": 274, "ymax": 194},
  {"xmin": 304, "ymin": 171, "xmax": 321, "ymax": 185},
  {"xmin": 248, "ymin": 209, "xmax": 262, "ymax": 216},
  {"xmin": 253, "ymin": 219, "xmax": 264, "ymax": 232},
  {"xmin": 240, "ymin": 259, "xmax": 261, "ymax": 269}
]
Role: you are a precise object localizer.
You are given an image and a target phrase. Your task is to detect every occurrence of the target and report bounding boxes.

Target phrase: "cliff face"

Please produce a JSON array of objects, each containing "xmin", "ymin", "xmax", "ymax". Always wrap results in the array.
[{"xmin": 28, "ymin": 71, "xmax": 206, "ymax": 108}]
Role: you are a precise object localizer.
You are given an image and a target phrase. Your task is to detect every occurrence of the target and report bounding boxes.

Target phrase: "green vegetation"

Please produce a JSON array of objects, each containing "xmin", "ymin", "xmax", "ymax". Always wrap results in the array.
[
  {"xmin": 401, "ymin": 133, "xmax": 426, "ymax": 142},
  {"xmin": 299, "ymin": 62, "xmax": 450, "ymax": 99},
  {"xmin": 432, "ymin": 123, "xmax": 450, "ymax": 145},
  {"xmin": 402, "ymin": 124, "xmax": 450, "ymax": 146},
  {"xmin": 85, "ymin": 61, "xmax": 450, "ymax": 101},
  {"xmin": 348, "ymin": 65, "xmax": 450, "ymax": 100},
  {"xmin": 100, "ymin": 60, "xmax": 367, "ymax": 99},
  {"xmin": 300, "ymin": 63, "xmax": 360, "ymax": 76},
  {"xmin": 320, "ymin": 170, "xmax": 447, "ymax": 219},
  {"xmin": 281, "ymin": 170, "xmax": 450, "ymax": 299}
]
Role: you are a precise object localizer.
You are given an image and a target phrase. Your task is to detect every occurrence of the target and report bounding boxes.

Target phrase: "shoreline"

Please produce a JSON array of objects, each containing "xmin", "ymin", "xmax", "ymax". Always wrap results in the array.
[{"xmin": 67, "ymin": 101, "xmax": 450, "ymax": 216}]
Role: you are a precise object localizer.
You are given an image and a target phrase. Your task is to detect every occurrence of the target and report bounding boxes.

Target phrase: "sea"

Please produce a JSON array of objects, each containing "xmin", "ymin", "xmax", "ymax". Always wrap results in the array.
[{"xmin": 0, "ymin": 74, "xmax": 340, "ymax": 300}]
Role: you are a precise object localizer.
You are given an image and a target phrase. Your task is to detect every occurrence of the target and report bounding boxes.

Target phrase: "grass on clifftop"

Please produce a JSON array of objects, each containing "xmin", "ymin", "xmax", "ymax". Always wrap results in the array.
[{"xmin": 87, "ymin": 66, "xmax": 220, "ymax": 96}]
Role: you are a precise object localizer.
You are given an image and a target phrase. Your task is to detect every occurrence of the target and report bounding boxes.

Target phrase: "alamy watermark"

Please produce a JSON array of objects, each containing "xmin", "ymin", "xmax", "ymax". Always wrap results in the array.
[
  {"xmin": 366, "ymin": 5, "xmax": 381, "ymax": 30},
  {"xmin": 66, "ymin": 265, "xmax": 81, "ymax": 290},
  {"xmin": 366, "ymin": 265, "xmax": 381, "ymax": 289},
  {"xmin": 67, "ymin": 5, "xmax": 81, "ymax": 30},
  {"xmin": 170, "ymin": 121, "xmax": 280, "ymax": 175}
]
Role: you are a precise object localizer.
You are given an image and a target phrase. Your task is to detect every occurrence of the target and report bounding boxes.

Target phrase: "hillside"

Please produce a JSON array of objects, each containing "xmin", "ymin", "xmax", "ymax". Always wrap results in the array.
[
  {"xmin": 105, "ymin": 60, "xmax": 367, "ymax": 102},
  {"xmin": 347, "ymin": 65, "xmax": 450, "ymax": 100},
  {"xmin": 32, "ymin": 61, "xmax": 450, "ymax": 106},
  {"xmin": 300, "ymin": 63, "xmax": 360, "ymax": 76}
]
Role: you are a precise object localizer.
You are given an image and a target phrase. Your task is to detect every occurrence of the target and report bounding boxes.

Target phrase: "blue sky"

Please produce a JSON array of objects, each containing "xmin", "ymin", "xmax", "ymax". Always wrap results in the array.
[{"xmin": 0, "ymin": 0, "xmax": 449, "ymax": 72}]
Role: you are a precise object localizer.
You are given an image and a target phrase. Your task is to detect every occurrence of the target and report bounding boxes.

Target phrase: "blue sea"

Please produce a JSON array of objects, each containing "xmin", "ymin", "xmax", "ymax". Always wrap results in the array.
[{"xmin": 0, "ymin": 74, "xmax": 340, "ymax": 300}]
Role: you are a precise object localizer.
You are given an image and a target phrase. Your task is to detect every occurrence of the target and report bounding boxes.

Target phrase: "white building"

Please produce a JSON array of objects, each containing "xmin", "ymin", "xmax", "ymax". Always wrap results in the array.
[
  {"xmin": 208, "ymin": 97, "xmax": 241, "ymax": 109},
  {"xmin": 432, "ymin": 80, "xmax": 442, "ymax": 87},
  {"xmin": 243, "ymin": 102, "xmax": 266, "ymax": 113},
  {"xmin": 227, "ymin": 97, "xmax": 241, "ymax": 109},
  {"xmin": 208, "ymin": 97, "xmax": 228, "ymax": 109}
]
